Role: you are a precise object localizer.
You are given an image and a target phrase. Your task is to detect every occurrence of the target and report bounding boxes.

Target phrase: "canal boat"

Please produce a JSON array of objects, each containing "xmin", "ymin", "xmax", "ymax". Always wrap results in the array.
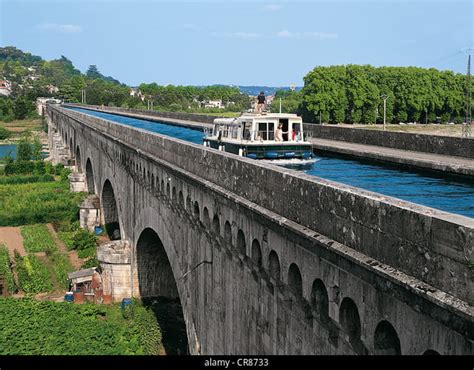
[{"xmin": 203, "ymin": 112, "xmax": 313, "ymax": 160}]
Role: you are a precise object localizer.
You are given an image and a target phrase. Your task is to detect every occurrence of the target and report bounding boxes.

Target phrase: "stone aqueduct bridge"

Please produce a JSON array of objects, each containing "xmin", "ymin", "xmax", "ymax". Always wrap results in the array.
[{"xmin": 46, "ymin": 105, "xmax": 473, "ymax": 355}]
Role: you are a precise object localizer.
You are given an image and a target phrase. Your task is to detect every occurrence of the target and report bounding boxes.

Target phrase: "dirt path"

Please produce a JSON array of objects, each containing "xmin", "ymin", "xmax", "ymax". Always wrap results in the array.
[
  {"xmin": 46, "ymin": 223, "xmax": 83, "ymax": 270},
  {"xmin": 0, "ymin": 227, "xmax": 27, "ymax": 258}
]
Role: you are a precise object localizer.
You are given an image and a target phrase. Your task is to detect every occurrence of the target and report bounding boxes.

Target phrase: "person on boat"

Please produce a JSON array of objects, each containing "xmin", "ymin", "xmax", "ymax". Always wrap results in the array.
[
  {"xmin": 275, "ymin": 123, "xmax": 287, "ymax": 142},
  {"xmin": 292, "ymin": 128, "xmax": 297, "ymax": 141},
  {"xmin": 256, "ymin": 92, "xmax": 266, "ymax": 113}
]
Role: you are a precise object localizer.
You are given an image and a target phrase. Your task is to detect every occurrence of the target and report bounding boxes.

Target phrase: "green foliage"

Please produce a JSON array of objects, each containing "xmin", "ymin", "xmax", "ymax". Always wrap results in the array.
[
  {"xmin": 81, "ymin": 257, "xmax": 99, "ymax": 269},
  {"xmin": 0, "ymin": 245, "xmax": 15, "ymax": 293},
  {"xmin": 0, "ymin": 174, "xmax": 54, "ymax": 185},
  {"xmin": 49, "ymin": 252, "xmax": 74, "ymax": 290},
  {"xmin": 77, "ymin": 247, "xmax": 96, "ymax": 259},
  {"xmin": 16, "ymin": 132, "xmax": 33, "ymax": 161},
  {"xmin": 13, "ymin": 98, "xmax": 32, "ymax": 120},
  {"xmin": 71, "ymin": 228, "xmax": 97, "ymax": 252},
  {"xmin": 0, "ymin": 127, "xmax": 11, "ymax": 140},
  {"xmin": 300, "ymin": 65, "xmax": 473, "ymax": 124},
  {"xmin": 31, "ymin": 136, "xmax": 43, "ymax": 160},
  {"xmin": 15, "ymin": 254, "xmax": 53, "ymax": 293},
  {"xmin": 0, "ymin": 298, "xmax": 163, "ymax": 355},
  {"xmin": 0, "ymin": 180, "xmax": 85, "ymax": 226},
  {"xmin": 20, "ymin": 224, "xmax": 57, "ymax": 254}
]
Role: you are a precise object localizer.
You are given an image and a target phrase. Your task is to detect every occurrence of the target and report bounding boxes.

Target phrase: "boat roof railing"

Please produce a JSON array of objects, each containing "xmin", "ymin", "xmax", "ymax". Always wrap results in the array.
[{"xmin": 213, "ymin": 112, "xmax": 301, "ymax": 126}]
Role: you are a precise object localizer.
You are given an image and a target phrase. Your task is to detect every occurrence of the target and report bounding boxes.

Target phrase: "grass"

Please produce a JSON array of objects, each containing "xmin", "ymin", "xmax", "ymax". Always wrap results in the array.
[
  {"xmin": 20, "ymin": 224, "xmax": 57, "ymax": 254},
  {"xmin": 15, "ymin": 254, "xmax": 53, "ymax": 293},
  {"xmin": 0, "ymin": 245, "xmax": 15, "ymax": 293},
  {"xmin": 1, "ymin": 118, "xmax": 43, "ymax": 134},
  {"xmin": 0, "ymin": 179, "xmax": 86, "ymax": 226},
  {"xmin": 49, "ymin": 252, "xmax": 74, "ymax": 290},
  {"xmin": 0, "ymin": 298, "xmax": 163, "ymax": 355}
]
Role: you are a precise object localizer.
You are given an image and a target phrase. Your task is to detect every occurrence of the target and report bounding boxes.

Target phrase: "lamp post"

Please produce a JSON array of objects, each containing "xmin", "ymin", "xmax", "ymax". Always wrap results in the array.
[{"xmin": 381, "ymin": 94, "xmax": 389, "ymax": 131}]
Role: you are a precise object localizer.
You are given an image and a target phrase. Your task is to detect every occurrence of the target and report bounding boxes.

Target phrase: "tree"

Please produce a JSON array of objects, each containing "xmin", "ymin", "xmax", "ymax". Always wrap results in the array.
[
  {"xmin": 32, "ymin": 135, "xmax": 43, "ymax": 160},
  {"xmin": 17, "ymin": 132, "xmax": 33, "ymax": 161},
  {"xmin": 86, "ymin": 65, "xmax": 102, "ymax": 80},
  {"xmin": 13, "ymin": 98, "xmax": 30, "ymax": 120},
  {"xmin": 0, "ymin": 126, "xmax": 11, "ymax": 140}
]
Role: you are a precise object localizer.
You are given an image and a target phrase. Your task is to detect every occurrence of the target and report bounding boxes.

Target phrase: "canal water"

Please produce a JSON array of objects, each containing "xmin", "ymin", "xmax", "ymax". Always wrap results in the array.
[
  {"xmin": 66, "ymin": 107, "xmax": 474, "ymax": 219},
  {"xmin": 0, "ymin": 145, "xmax": 16, "ymax": 159}
]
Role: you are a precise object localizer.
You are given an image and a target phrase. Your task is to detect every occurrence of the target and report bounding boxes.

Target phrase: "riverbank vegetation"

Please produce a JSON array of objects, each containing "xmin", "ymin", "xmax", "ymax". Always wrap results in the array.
[{"xmin": 0, "ymin": 298, "xmax": 163, "ymax": 355}]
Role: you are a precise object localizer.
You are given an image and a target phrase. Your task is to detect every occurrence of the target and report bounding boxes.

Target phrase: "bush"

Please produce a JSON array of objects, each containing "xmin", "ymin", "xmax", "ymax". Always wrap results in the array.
[
  {"xmin": 0, "ymin": 245, "xmax": 16, "ymax": 293},
  {"xmin": 20, "ymin": 224, "xmax": 57, "ymax": 254},
  {"xmin": 49, "ymin": 252, "xmax": 74, "ymax": 290},
  {"xmin": 0, "ymin": 127, "xmax": 11, "ymax": 140},
  {"xmin": 0, "ymin": 174, "xmax": 54, "ymax": 185},
  {"xmin": 0, "ymin": 298, "xmax": 163, "ymax": 355},
  {"xmin": 0, "ymin": 180, "xmax": 86, "ymax": 226},
  {"xmin": 77, "ymin": 247, "xmax": 96, "ymax": 259},
  {"xmin": 71, "ymin": 228, "xmax": 97, "ymax": 252},
  {"xmin": 16, "ymin": 254, "xmax": 53, "ymax": 293},
  {"xmin": 81, "ymin": 257, "xmax": 99, "ymax": 269}
]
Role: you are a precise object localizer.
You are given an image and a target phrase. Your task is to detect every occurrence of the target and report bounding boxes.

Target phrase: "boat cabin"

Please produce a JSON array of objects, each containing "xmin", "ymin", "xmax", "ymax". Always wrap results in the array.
[{"xmin": 203, "ymin": 113, "xmax": 313, "ymax": 160}]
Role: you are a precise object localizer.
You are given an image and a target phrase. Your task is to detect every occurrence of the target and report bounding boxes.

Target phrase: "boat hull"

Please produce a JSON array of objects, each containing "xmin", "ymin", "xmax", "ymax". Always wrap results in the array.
[{"xmin": 204, "ymin": 139, "xmax": 313, "ymax": 159}]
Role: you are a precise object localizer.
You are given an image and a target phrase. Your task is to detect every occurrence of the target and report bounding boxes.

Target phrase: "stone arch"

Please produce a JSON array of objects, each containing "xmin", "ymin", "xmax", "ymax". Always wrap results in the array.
[
  {"xmin": 224, "ymin": 221, "xmax": 232, "ymax": 245},
  {"xmin": 178, "ymin": 191, "xmax": 184, "ymax": 207},
  {"xmin": 172, "ymin": 186, "xmax": 177, "ymax": 199},
  {"xmin": 251, "ymin": 239, "xmax": 262, "ymax": 267},
  {"xmin": 339, "ymin": 297, "xmax": 361, "ymax": 344},
  {"xmin": 136, "ymin": 227, "xmax": 189, "ymax": 354},
  {"xmin": 186, "ymin": 194, "xmax": 192, "ymax": 212},
  {"xmin": 374, "ymin": 320, "xmax": 401, "ymax": 355},
  {"xmin": 311, "ymin": 279, "xmax": 329, "ymax": 320},
  {"xmin": 69, "ymin": 137, "xmax": 73, "ymax": 158},
  {"xmin": 166, "ymin": 182, "xmax": 170, "ymax": 197},
  {"xmin": 423, "ymin": 349, "xmax": 440, "ymax": 355},
  {"xmin": 236, "ymin": 229, "xmax": 246, "ymax": 255},
  {"xmin": 101, "ymin": 179, "xmax": 121, "ymax": 240},
  {"xmin": 212, "ymin": 214, "xmax": 220, "ymax": 236},
  {"xmin": 202, "ymin": 207, "xmax": 210, "ymax": 228},
  {"xmin": 137, "ymin": 227, "xmax": 179, "ymax": 299},
  {"xmin": 288, "ymin": 263, "xmax": 303, "ymax": 297},
  {"xmin": 75, "ymin": 146, "xmax": 82, "ymax": 172},
  {"xmin": 193, "ymin": 201, "xmax": 200, "ymax": 220},
  {"xmin": 268, "ymin": 250, "xmax": 281, "ymax": 281},
  {"xmin": 85, "ymin": 158, "xmax": 95, "ymax": 194}
]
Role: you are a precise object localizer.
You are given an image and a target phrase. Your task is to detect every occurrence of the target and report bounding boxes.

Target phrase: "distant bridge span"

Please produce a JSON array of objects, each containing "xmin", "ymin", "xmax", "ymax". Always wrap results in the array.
[{"xmin": 46, "ymin": 105, "xmax": 473, "ymax": 355}]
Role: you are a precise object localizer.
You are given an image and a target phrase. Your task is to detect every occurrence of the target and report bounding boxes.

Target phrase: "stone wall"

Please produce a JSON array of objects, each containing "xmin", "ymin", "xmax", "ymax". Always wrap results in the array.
[
  {"xmin": 47, "ymin": 105, "xmax": 473, "ymax": 355},
  {"xmin": 305, "ymin": 124, "xmax": 474, "ymax": 159},
  {"xmin": 65, "ymin": 103, "xmax": 218, "ymax": 124},
  {"xmin": 53, "ymin": 106, "xmax": 474, "ymax": 304}
]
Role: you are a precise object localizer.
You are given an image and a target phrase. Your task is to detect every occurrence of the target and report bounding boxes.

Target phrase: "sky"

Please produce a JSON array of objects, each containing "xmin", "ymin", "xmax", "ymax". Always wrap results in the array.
[{"xmin": 0, "ymin": 0, "xmax": 472, "ymax": 86}]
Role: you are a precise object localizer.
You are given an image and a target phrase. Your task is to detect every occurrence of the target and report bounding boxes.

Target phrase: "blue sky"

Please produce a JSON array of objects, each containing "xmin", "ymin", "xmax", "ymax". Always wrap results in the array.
[{"xmin": 0, "ymin": 1, "xmax": 472, "ymax": 86}]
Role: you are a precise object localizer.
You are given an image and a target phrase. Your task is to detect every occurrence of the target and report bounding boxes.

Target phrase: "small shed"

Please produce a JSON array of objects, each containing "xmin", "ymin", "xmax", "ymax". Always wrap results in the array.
[{"xmin": 68, "ymin": 267, "xmax": 102, "ymax": 293}]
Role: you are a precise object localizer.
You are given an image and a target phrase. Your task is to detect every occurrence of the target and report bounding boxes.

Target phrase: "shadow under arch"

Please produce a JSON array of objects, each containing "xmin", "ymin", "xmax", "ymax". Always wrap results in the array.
[
  {"xmin": 101, "ymin": 179, "xmax": 121, "ymax": 240},
  {"xmin": 136, "ymin": 227, "xmax": 189, "ymax": 355},
  {"xmin": 85, "ymin": 158, "xmax": 95, "ymax": 194},
  {"xmin": 75, "ymin": 146, "xmax": 82, "ymax": 172}
]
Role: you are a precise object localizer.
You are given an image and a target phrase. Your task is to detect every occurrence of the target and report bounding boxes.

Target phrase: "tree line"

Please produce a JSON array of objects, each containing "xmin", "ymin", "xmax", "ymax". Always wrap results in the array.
[{"xmin": 274, "ymin": 65, "xmax": 472, "ymax": 124}]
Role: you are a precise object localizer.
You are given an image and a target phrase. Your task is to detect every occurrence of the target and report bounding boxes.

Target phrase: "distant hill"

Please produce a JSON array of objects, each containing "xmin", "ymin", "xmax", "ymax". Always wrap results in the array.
[{"xmin": 237, "ymin": 86, "xmax": 302, "ymax": 96}]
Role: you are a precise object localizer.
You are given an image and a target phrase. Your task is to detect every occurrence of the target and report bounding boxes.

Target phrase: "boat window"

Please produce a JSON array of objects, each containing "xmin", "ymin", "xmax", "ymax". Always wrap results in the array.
[
  {"xmin": 257, "ymin": 122, "xmax": 275, "ymax": 141},
  {"xmin": 231, "ymin": 126, "xmax": 239, "ymax": 139},
  {"xmin": 242, "ymin": 122, "xmax": 251, "ymax": 140}
]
